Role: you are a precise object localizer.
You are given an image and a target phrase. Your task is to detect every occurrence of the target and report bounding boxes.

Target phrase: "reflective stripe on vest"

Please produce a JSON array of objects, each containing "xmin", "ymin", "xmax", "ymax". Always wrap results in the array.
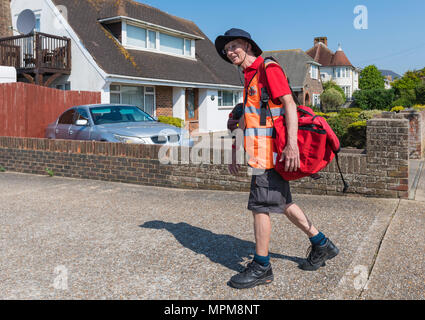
[
  {"xmin": 244, "ymin": 60, "xmax": 282, "ymax": 169},
  {"xmin": 245, "ymin": 105, "xmax": 281, "ymax": 117}
]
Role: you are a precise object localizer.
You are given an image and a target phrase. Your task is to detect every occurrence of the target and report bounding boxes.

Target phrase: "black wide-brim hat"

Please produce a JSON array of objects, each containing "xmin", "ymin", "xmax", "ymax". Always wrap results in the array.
[{"xmin": 215, "ymin": 28, "xmax": 262, "ymax": 64}]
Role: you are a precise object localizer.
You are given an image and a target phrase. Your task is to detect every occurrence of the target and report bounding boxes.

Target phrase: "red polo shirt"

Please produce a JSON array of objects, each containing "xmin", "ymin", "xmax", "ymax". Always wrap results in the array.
[{"xmin": 243, "ymin": 56, "xmax": 292, "ymax": 103}]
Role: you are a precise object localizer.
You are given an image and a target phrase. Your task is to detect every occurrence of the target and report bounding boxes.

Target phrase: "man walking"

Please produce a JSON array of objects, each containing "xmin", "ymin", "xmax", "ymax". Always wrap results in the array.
[{"xmin": 215, "ymin": 29, "xmax": 339, "ymax": 289}]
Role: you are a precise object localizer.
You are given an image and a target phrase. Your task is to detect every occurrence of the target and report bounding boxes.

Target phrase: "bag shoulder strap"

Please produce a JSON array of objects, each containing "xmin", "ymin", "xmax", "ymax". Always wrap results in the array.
[{"xmin": 262, "ymin": 56, "xmax": 301, "ymax": 106}]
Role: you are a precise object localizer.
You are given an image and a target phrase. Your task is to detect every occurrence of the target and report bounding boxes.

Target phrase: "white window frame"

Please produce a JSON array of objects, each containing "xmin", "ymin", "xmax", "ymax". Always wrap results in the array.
[
  {"xmin": 217, "ymin": 90, "xmax": 243, "ymax": 108},
  {"xmin": 110, "ymin": 84, "xmax": 156, "ymax": 116},
  {"xmin": 310, "ymin": 65, "xmax": 319, "ymax": 80},
  {"xmin": 312, "ymin": 94, "xmax": 321, "ymax": 106},
  {"xmin": 122, "ymin": 21, "xmax": 196, "ymax": 60}
]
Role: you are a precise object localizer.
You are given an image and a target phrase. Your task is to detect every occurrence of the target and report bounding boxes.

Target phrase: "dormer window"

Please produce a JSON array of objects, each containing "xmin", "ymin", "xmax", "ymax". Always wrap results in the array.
[{"xmin": 99, "ymin": 16, "xmax": 201, "ymax": 59}]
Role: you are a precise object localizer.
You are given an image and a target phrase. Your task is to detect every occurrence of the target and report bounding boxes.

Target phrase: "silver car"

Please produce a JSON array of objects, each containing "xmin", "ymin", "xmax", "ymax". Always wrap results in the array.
[{"xmin": 45, "ymin": 104, "xmax": 193, "ymax": 146}]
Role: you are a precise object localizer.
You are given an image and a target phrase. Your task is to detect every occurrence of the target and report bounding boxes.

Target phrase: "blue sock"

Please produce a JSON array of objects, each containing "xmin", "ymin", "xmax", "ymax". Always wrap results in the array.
[
  {"xmin": 309, "ymin": 232, "xmax": 327, "ymax": 246},
  {"xmin": 254, "ymin": 253, "xmax": 270, "ymax": 267}
]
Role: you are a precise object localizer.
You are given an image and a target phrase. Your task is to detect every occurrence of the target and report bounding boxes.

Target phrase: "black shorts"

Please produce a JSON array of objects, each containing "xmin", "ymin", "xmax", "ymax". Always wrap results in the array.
[{"xmin": 247, "ymin": 169, "xmax": 293, "ymax": 214}]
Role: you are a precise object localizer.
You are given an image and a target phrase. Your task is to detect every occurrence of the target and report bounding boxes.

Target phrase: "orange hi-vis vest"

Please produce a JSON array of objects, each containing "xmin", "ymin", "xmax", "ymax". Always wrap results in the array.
[{"xmin": 244, "ymin": 59, "xmax": 282, "ymax": 169}]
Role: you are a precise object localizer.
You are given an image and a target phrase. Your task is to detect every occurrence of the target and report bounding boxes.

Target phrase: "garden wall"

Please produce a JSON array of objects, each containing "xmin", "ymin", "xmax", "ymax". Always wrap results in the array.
[{"xmin": 0, "ymin": 114, "xmax": 410, "ymax": 199}]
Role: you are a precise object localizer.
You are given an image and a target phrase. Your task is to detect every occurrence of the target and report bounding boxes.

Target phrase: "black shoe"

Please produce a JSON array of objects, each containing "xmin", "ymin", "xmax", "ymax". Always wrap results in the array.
[
  {"xmin": 229, "ymin": 260, "xmax": 274, "ymax": 289},
  {"xmin": 299, "ymin": 238, "xmax": 339, "ymax": 271}
]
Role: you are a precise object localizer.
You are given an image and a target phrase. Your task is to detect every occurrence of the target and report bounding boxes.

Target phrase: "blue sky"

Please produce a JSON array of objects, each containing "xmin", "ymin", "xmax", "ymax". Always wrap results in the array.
[{"xmin": 137, "ymin": 0, "xmax": 425, "ymax": 76}]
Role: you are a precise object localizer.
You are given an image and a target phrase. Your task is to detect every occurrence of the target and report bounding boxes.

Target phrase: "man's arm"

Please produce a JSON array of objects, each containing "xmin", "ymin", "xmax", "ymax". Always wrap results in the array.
[{"xmin": 278, "ymin": 94, "xmax": 300, "ymax": 172}]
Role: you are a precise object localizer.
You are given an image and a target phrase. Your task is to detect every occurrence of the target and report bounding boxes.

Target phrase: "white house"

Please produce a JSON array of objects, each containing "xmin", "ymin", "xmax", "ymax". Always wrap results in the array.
[
  {"xmin": 0, "ymin": 66, "xmax": 16, "ymax": 83},
  {"xmin": 8, "ymin": 0, "xmax": 243, "ymax": 133},
  {"xmin": 306, "ymin": 37, "xmax": 359, "ymax": 100}
]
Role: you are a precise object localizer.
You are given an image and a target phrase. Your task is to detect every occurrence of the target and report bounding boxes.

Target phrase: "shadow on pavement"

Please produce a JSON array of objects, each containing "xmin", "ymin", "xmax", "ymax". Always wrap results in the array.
[{"xmin": 139, "ymin": 220, "xmax": 304, "ymax": 272}]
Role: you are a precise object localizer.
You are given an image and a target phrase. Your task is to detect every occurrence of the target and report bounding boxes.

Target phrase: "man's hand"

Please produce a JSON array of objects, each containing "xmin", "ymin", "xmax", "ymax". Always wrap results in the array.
[
  {"xmin": 278, "ymin": 94, "xmax": 300, "ymax": 172},
  {"xmin": 279, "ymin": 142, "xmax": 300, "ymax": 172}
]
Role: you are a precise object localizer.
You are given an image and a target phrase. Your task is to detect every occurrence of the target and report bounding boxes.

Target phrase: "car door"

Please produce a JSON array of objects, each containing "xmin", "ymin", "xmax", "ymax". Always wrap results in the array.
[
  {"xmin": 69, "ymin": 107, "xmax": 91, "ymax": 141},
  {"xmin": 55, "ymin": 108, "xmax": 76, "ymax": 139}
]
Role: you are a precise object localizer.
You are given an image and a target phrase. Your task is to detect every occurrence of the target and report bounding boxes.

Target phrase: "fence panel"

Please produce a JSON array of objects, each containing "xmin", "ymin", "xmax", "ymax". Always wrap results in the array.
[{"xmin": 0, "ymin": 82, "xmax": 100, "ymax": 138}]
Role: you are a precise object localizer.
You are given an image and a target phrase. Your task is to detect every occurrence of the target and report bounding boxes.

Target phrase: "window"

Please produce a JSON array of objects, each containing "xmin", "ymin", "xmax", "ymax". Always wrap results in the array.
[
  {"xmin": 75, "ymin": 108, "xmax": 89, "ymax": 124},
  {"xmin": 127, "ymin": 24, "xmax": 146, "ymax": 48},
  {"xmin": 313, "ymin": 94, "xmax": 321, "ymax": 106},
  {"xmin": 110, "ymin": 84, "xmax": 156, "ymax": 116},
  {"xmin": 124, "ymin": 23, "xmax": 194, "ymax": 57},
  {"xmin": 56, "ymin": 83, "xmax": 71, "ymax": 91},
  {"xmin": 218, "ymin": 90, "xmax": 242, "ymax": 107},
  {"xmin": 343, "ymin": 86, "xmax": 351, "ymax": 99},
  {"xmin": 310, "ymin": 65, "xmax": 319, "ymax": 80},
  {"xmin": 35, "ymin": 15, "xmax": 41, "ymax": 32},
  {"xmin": 148, "ymin": 30, "xmax": 157, "ymax": 49},
  {"xmin": 58, "ymin": 109, "xmax": 76, "ymax": 124},
  {"xmin": 184, "ymin": 39, "xmax": 191, "ymax": 56},
  {"xmin": 90, "ymin": 106, "xmax": 155, "ymax": 125},
  {"xmin": 160, "ymin": 32, "xmax": 184, "ymax": 55}
]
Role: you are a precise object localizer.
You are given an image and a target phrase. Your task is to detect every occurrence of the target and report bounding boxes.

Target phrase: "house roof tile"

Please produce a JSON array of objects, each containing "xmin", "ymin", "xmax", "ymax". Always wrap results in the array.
[
  {"xmin": 262, "ymin": 49, "xmax": 318, "ymax": 89},
  {"xmin": 306, "ymin": 42, "xmax": 353, "ymax": 67},
  {"xmin": 51, "ymin": 0, "xmax": 242, "ymax": 87}
]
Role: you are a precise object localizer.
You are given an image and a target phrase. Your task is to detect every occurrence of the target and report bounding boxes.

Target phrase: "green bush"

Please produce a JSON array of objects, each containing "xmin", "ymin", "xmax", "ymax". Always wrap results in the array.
[
  {"xmin": 344, "ymin": 121, "xmax": 367, "ymax": 149},
  {"xmin": 353, "ymin": 88, "xmax": 395, "ymax": 110},
  {"xmin": 358, "ymin": 109, "xmax": 383, "ymax": 120},
  {"xmin": 415, "ymin": 82, "xmax": 425, "ymax": 104},
  {"xmin": 327, "ymin": 113, "xmax": 359, "ymax": 144},
  {"xmin": 326, "ymin": 112, "xmax": 338, "ymax": 118},
  {"xmin": 391, "ymin": 97, "xmax": 413, "ymax": 108},
  {"xmin": 320, "ymin": 88, "xmax": 345, "ymax": 112},
  {"xmin": 157, "ymin": 116, "xmax": 184, "ymax": 128},
  {"xmin": 322, "ymin": 80, "xmax": 346, "ymax": 101},
  {"xmin": 338, "ymin": 107, "xmax": 363, "ymax": 114},
  {"xmin": 390, "ymin": 106, "xmax": 405, "ymax": 113},
  {"xmin": 413, "ymin": 104, "xmax": 425, "ymax": 111}
]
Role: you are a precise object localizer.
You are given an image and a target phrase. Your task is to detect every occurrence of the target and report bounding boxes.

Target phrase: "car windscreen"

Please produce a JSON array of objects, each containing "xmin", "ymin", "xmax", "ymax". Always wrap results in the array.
[{"xmin": 90, "ymin": 106, "xmax": 155, "ymax": 125}]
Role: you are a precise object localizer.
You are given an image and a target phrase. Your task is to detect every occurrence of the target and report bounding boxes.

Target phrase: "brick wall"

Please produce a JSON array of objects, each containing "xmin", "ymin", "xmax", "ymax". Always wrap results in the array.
[
  {"xmin": 155, "ymin": 86, "xmax": 173, "ymax": 117},
  {"xmin": 0, "ymin": 0, "xmax": 12, "ymax": 38},
  {"xmin": 398, "ymin": 109, "xmax": 425, "ymax": 159},
  {"xmin": 290, "ymin": 114, "xmax": 409, "ymax": 198},
  {"xmin": 0, "ymin": 113, "xmax": 411, "ymax": 199},
  {"xmin": 304, "ymin": 74, "xmax": 323, "ymax": 105}
]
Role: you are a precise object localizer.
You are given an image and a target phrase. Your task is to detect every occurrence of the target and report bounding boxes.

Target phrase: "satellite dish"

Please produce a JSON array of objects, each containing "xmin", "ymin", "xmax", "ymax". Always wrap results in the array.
[{"xmin": 17, "ymin": 9, "xmax": 36, "ymax": 35}]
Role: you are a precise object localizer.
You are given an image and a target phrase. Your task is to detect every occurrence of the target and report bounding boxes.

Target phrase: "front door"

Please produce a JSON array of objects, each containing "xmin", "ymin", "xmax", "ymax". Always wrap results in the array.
[{"xmin": 185, "ymin": 88, "xmax": 198, "ymax": 132}]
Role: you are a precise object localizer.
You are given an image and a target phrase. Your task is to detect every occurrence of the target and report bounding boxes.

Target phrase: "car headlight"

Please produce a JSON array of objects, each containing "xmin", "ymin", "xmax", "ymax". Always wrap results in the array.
[{"xmin": 113, "ymin": 134, "xmax": 150, "ymax": 144}]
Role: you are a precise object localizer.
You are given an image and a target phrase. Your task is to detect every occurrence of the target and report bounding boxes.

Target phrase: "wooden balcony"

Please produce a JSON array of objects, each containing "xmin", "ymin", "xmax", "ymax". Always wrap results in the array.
[{"xmin": 0, "ymin": 32, "xmax": 71, "ymax": 86}]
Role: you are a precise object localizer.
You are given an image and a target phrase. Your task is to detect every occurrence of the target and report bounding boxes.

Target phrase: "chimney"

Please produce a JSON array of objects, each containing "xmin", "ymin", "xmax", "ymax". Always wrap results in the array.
[
  {"xmin": 0, "ymin": 0, "xmax": 13, "ymax": 37},
  {"xmin": 314, "ymin": 37, "xmax": 328, "ymax": 47}
]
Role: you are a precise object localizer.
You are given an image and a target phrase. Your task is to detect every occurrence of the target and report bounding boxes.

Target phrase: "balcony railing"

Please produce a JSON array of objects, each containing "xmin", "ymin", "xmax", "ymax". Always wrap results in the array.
[{"xmin": 0, "ymin": 32, "xmax": 71, "ymax": 73}]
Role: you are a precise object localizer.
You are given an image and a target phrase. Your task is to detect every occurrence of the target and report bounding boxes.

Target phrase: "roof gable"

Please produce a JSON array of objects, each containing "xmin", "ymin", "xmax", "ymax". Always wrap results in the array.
[
  {"xmin": 306, "ymin": 42, "xmax": 353, "ymax": 67},
  {"xmin": 262, "ymin": 49, "xmax": 317, "ymax": 88},
  {"xmin": 50, "ymin": 0, "xmax": 242, "ymax": 87}
]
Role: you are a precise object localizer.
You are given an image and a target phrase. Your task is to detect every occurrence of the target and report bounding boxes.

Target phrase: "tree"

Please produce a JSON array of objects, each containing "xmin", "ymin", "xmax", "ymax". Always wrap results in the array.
[
  {"xmin": 359, "ymin": 65, "xmax": 385, "ymax": 90},
  {"xmin": 415, "ymin": 82, "xmax": 425, "ymax": 104},
  {"xmin": 322, "ymin": 80, "xmax": 346, "ymax": 101},
  {"xmin": 353, "ymin": 88, "xmax": 395, "ymax": 110},
  {"xmin": 391, "ymin": 68, "xmax": 425, "ymax": 106},
  {"xmin": 320, "ymin": 88, "xmax": 344, "ymax": 112}
]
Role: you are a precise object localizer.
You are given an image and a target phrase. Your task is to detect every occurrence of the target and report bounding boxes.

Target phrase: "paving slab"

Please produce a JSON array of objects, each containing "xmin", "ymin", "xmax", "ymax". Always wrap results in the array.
[
  {"xmin": 414, "ymin": 160, "xmax": 425, "ymax": 202},
  {"xmin": 0, "ymin": 172, "xmax": 401, "ymax": 299},
  {"xmin": 360, "ymin": 200, "xmax": 425, "ymax": 300}
]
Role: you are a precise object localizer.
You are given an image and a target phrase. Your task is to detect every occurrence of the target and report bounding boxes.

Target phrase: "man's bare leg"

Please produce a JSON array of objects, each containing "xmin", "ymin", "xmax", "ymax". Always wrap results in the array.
[
  {"xmin": 252, "ymin": 212, "xmax": 271, "ymax": 256},
  {"xmin": 284, "ymin": 203, "xmax": 319, "ymax": 238}
]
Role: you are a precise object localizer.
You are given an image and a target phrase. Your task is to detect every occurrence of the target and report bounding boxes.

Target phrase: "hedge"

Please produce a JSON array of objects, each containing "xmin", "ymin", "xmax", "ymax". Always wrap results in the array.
[{"xmin": 157, "ymin": 116, "xmax": 185, "ymax": 128}]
